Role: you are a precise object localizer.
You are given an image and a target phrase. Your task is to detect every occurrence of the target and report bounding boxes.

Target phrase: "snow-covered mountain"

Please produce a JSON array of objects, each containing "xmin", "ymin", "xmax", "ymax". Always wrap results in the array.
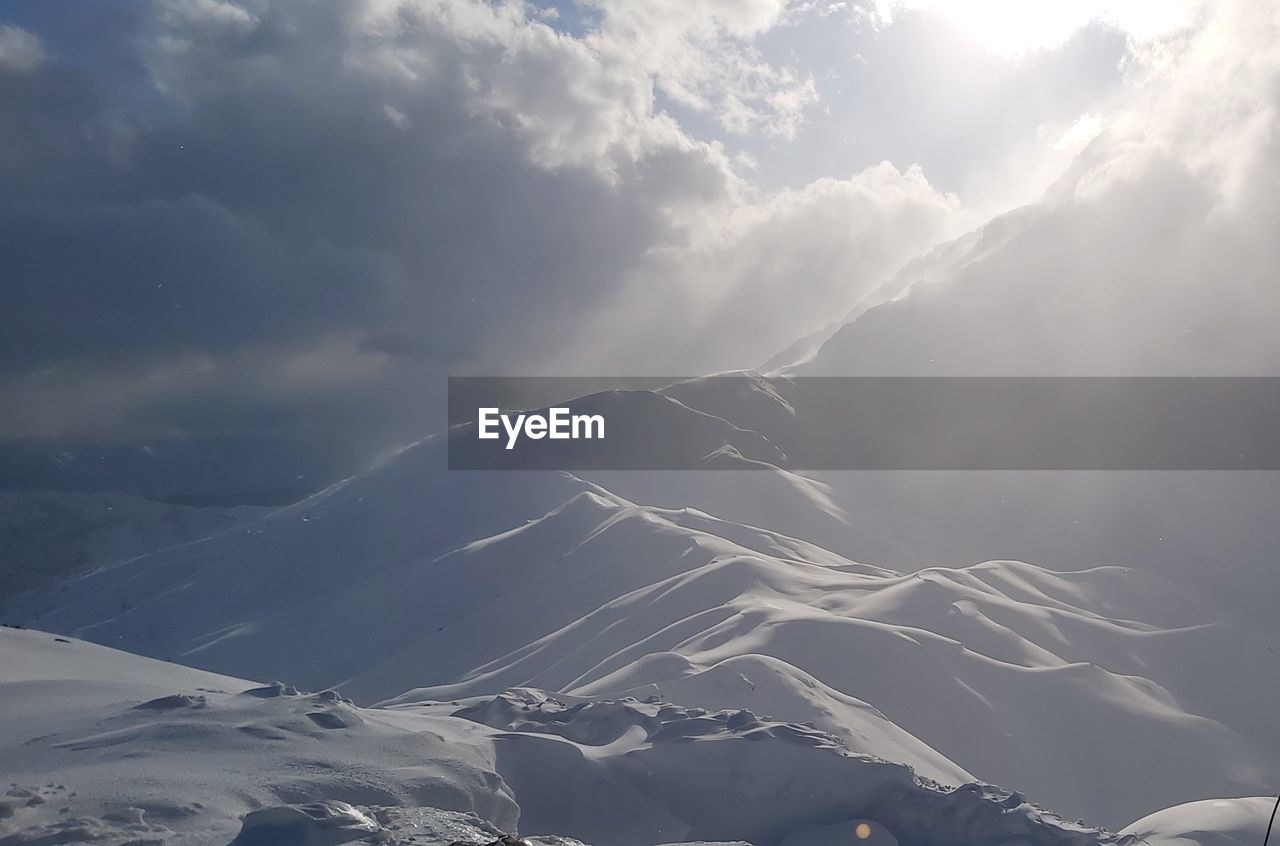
[{"xmin": 9, "ymin": 421, "xmax": 1280, "ymax": 831}]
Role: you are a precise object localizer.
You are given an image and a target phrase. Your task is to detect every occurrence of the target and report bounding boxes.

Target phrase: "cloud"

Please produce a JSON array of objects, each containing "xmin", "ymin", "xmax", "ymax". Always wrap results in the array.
[
  {"xmin": 0, "ymin": 0, "xmax": 966, "ymax": 446},
  {"xmin": 0, "ymin": 196, "xmax": 390, "ymax": 367},
  {"xmin": 7, "ymin": 0, "xmax": 1267, "ymax": 459},
  {"xmin": 551, "ymin": 160, "xmax": 963, "ymax": 374},
  {"xmin": 582, "ymin": 0, "xmax": 818, "ymax": 137},
  {"xmin": 0, "ymin": 24, "xmax": 44, "ymax": 72},
  {"xmin": 876, "ymin": 0, "xmax": 1192, "ymax": 55},
  {"xmin": 802, "ymin": 0, "xmax": 1280, "ymax": 377}
]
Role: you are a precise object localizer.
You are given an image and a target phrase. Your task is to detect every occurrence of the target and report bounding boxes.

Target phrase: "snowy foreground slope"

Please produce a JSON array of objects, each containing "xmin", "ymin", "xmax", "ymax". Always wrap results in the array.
[
  {"xmin": 9, "ymin": 431, "xmax": 1280, "ymax": 829},
  {"xmin": 0, "ymin": 626, "xmax": 1166, "ymax": 846}
]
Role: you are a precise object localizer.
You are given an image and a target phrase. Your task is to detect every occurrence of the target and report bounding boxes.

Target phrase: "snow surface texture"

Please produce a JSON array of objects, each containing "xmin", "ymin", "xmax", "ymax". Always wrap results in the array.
[
  {"xmin": 1119, "ymin": 798, "xmax": 1277, "ymax": 846},
  {"xmin": 8, "ymin": 429, "xmax": 1280, "ymax": 829},
  {"xmin": 2, "ymin": 627, "xmax": 1156, "ymax": 846}
]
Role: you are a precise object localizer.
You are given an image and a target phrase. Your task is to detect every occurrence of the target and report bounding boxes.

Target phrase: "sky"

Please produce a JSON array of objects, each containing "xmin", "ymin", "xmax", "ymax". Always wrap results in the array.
[{"xmin": 0, "ymin": 0, "xmax": 1274, "ymax": 494}]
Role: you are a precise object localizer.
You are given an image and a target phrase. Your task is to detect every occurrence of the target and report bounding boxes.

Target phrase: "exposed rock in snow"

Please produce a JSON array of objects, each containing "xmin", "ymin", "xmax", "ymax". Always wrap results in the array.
[{"xmin": 229, "ymin": 804, "xmax": 598, "ymax": 846}]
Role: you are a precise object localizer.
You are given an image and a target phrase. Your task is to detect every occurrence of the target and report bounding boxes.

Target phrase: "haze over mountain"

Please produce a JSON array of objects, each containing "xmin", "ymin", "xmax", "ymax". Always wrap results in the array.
[{"xmin": 12, "ymin": 390, "xmax": 1280, "ymax": 830}]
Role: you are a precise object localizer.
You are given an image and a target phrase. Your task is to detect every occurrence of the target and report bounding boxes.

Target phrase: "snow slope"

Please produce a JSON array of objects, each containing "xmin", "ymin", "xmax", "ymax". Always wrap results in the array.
[
  {"xmin": 1120, "ymin": 798, "xmax": 1277, "ymax": 846},
  {"xmin": 0, "ymin": 627, "xmax": 515, "ymax": 844},
  {"xmin": 0, "ymin": 489, "xmax": 267, "ymax": 606},
  {"xmin": 1, "ymin": 627, "xmax": 1142, "ymax": 846},
  {"xmin": 10, "ymin": 433, "xmax": 1280, "ymax": 828}
]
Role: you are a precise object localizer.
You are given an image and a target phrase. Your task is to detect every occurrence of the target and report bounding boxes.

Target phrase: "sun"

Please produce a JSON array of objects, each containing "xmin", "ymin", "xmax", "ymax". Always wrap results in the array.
[{"xmin": 879, "ymin": 0, "xmax": 1190, "ymax": 56}]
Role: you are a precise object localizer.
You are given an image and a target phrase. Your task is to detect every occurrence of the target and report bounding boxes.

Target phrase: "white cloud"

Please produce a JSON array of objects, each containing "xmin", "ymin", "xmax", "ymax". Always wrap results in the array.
[
  {"xmin": 0, "ymin": 25, "xmax": 46, "ymax": 72},
  {"xmin": 1106, "ymin": 0, "xmax": 1280, "ymax": 209},
  {"xmin": 804, "ymin": 0, "xmax": 1280, "ymax": 377},
  {"xmin": 353, "ymin": 0, "xmax": 683, "ymax": 175},
  {"xmin": 383, "ymin": 103, "xmax": 410, "ymax": 129},
  {"xmin": 352, "ymin": 0, "xmax": 816, "ymax": 179},
  {"xmin": 877, "ymin": 0, "xmax": 1193, "ymax": 55},
  {"xmin": 549, "ymin": 161, "xmax": 964, "ymax": 373},
  {"xmin": 339, "ymin": 0, "xmax": 956, "ymax": 375},
  {"xmin": 161, "ymin": 0, "xmax": 259, "ymax": 28},
  {"xmin": 584, "ymin": 0, "xmax": 819, "ymax": 137}
]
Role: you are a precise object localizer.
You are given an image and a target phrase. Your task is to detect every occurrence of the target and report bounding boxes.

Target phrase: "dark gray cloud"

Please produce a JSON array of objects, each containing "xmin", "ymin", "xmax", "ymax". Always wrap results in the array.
[
  {"xmin": 0, "ymin": 0, "xmax": 693, "ymax": 443},
  {"xmin": 0, "ymin": 197, "xmax": 391, "ymax": 365},
  {"xmin": 0, "ymin": 0, "xmax": 965, "ymax": 455},
  {"xmin": 15, "ymin": 0, "xmax": 1247, "ymax": 477}
]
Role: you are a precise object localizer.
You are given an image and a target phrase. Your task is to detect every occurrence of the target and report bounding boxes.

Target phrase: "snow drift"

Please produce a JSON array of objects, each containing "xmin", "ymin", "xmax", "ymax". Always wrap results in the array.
[{"xmin": 1, "ymin": 627, "xmax": 1153, "ymax": 846}]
